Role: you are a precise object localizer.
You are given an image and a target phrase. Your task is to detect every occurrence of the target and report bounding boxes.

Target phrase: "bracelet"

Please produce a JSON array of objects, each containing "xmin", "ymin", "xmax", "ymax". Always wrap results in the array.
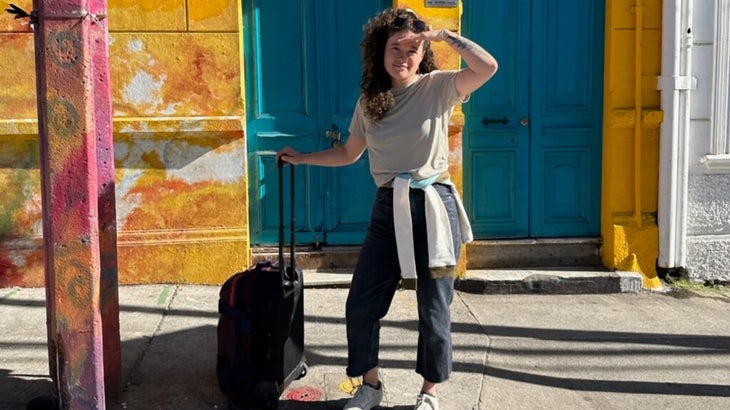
[{"xmin": 439, "ymin": 29, "xmax": 449, "ymax": 41}]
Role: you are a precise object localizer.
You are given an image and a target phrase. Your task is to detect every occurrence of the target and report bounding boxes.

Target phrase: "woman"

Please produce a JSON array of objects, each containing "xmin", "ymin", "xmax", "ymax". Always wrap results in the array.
[{"xmin": 277, "ymin": 7, "xmax": 497, "ymax": 410}]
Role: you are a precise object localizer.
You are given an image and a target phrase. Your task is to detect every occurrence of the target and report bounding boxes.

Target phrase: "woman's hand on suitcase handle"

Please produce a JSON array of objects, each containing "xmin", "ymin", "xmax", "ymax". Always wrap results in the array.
[
  {"xmin": 277, "ymin": 135, "xmax": 365, "ymax": 167},
  {"xmin": 277, "ymin": 146, "xmax": 304, "ymax": 165}
]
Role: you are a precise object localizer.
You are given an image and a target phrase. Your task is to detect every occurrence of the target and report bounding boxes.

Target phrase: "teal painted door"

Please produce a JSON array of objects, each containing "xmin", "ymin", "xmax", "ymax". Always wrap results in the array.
[
  {"xmin": 463, "ymin": 0, "xmax": 604, "ymax": 238},
  {"xmin": 245, "ymin": 0, "xmax": 386, "ymax": 245}
]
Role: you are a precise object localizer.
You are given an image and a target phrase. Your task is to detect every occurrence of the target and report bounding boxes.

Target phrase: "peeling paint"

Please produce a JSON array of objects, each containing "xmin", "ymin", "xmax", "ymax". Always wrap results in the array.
[
  {"xmin": 127, "ymin": 39, "xmax": 143, "ymax": 52},
  {"xmin": 122, "ymin": 71, "xmax": 166, "ymax": 106},
  {"xmin": 116, "ymin": 173, "xmax": 144, "ymax": 228}
]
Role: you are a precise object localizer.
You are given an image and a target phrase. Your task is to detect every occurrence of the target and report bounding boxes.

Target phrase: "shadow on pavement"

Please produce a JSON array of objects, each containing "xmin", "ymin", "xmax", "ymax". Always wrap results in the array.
[
  {"xmin": 484, "ymin": 366, "xmax": 730, "ymax": 397},
  {"xmin": 3, "ymin": 294, "xmax": 730, "ymax": 409}
]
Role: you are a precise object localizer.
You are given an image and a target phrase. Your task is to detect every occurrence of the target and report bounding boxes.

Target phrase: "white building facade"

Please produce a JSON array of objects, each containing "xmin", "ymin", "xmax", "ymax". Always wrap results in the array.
[{"xmin": 659, "ymin": 0, "xmax": 730, "ymax": 282}]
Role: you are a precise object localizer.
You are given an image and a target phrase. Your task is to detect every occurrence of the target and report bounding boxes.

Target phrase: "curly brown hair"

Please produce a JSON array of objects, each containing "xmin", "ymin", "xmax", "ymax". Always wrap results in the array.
[{"xmin": 359, "ymin": 8, "xmax": 439, "ymax": 122}]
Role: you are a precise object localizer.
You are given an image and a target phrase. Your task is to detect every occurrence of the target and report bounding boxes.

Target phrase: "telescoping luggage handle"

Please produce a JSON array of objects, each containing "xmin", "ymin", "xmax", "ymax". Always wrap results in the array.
[{"xmin": 278, "ymin": 159, "xmax": 298, "ymax": 289}]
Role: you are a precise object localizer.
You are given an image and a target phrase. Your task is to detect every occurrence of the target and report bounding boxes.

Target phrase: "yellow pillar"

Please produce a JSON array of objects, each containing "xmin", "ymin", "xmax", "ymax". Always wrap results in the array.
[{"xmin": 602, "ymin": 0, "xmax": 663, "ymax": 288}]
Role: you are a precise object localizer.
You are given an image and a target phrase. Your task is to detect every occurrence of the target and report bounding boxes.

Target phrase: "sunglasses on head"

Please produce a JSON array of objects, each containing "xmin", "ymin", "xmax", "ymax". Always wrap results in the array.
[{"xmin": 393, "ymin": 14, "xmax": 427, "ymax": 33}]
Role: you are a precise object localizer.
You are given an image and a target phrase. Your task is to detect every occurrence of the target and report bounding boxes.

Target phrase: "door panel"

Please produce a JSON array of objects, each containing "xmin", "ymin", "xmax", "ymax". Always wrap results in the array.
[
  {"xmin": 530, "ymin": 0, "xmax": 604, "ymax": 236},
  {"xmin": 245, "ymin": 0, "xmax": 319, "ymax": 244},
  {"xmin": 468, "ymin": 129, "xmax": 529, "ymax": 237},
  {"xmin": 245, "ymin": 0, "xmax": 385, "ymax": 245},
  {"xmin": 321, "ymin": 2, "xmax": 385, "ymax": 244},
  {"xmin": 464, "ymin": 0, "xmax": 530, "ymax": 237},
  {"xmin": 464, "ymin": 0, "xmax": 604, "ymax": 239}
]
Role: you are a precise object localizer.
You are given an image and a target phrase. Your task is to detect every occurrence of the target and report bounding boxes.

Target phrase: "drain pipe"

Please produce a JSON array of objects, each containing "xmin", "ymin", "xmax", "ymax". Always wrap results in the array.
[{"xmin": 657, "ymin": 0, "xmax": 694, "ymax": 277}]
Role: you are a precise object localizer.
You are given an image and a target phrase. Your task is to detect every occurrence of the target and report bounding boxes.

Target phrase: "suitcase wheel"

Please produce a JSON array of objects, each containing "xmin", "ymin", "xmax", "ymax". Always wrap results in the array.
[{"xmin": 297, "ymin": 363, "xmax": 308, "ymax": 380}]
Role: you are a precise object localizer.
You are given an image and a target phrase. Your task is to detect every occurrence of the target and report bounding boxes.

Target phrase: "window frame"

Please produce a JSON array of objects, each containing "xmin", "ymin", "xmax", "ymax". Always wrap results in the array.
[{"xmin": 703, "ymin": 0, "xmax": 730, "ymax": 171}]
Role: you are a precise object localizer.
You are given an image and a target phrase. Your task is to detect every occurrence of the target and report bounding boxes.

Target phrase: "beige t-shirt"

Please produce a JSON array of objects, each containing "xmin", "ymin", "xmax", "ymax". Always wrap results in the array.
[{"xmin": 348, "ymin": 70, "xmax": 464, "ymax": 187}]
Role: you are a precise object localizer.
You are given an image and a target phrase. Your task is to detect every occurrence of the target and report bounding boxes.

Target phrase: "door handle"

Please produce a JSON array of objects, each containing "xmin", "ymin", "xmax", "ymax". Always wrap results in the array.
[
  {"xmin": 481, "ymin": 116, "xmax": 509, "ymax": 126},
  {"xmin": 325, "ymin": 124, "xmax": 342, "ymax": 147}
]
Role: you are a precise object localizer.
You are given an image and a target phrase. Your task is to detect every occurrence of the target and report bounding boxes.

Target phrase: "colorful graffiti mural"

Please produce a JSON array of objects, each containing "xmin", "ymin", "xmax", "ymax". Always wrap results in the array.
[{"xmin": 1, "ymin": 0, "xmax": 248, "ymax": 287}]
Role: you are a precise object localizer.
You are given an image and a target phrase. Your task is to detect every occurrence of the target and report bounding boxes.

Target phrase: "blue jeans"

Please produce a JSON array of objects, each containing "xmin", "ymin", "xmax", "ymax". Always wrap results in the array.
[{"xmin": 345, "ymin": 184, "xmax": 462, "ymax": 383}]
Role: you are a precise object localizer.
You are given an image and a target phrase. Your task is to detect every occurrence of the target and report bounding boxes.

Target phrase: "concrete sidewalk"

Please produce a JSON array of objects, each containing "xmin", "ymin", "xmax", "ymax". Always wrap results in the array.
[{"xmin": 1, "ymin": 272, "xmax": 729, "ymax": 409}]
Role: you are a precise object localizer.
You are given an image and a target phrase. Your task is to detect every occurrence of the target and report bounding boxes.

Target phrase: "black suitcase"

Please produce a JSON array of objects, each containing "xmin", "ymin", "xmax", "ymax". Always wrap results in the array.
[{"xmin": 217, "ymin": 161, "xmax": 307, "ymax": 410}]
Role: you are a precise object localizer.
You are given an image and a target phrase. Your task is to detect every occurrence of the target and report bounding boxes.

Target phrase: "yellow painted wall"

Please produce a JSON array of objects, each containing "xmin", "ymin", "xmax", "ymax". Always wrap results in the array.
[
  {"xmin": 109, "ymin": 0, "xmax": 248, "ymax": 285},
  {"xmin": 602, "ymin": 0, "xmax": 662, "ymax": 287},
  {"xmin": 0, "ymin": 0, "xmax": 248, "ymax": 287}
]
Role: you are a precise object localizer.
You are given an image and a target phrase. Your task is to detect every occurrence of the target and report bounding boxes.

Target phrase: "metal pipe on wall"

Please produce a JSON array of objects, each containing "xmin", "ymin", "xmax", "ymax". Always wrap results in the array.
[
  {"xmin": 657, "ymin": 0, "xmax": 693, "ymax": 271},
  {"xmin": 658, "ymin": 0, "xmax": 682, "ymax": 269},
  {"xmin": 678, "ymin": 0, "xmax": 693, "ymax": 269}
]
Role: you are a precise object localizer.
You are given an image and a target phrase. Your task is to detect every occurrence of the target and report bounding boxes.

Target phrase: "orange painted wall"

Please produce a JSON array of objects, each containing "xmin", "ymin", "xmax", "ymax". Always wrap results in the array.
[{"xmin": 0, "ymin": 0, "xmax": 248, "ymax": 286}]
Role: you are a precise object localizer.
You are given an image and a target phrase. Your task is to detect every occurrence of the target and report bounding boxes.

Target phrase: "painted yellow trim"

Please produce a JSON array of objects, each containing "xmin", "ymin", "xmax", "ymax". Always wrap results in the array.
[
  {"xmin": 0, "ymin": 120, "xmax": 37, "ymax": 136},
  {"xmin": 633, "ymin": 0, "xmax": 644, "ymax": 228},
  {"xmin": 0, "ymin": 117, "xmax": 247, "ymax": 136},
  {"xmin": 610, "ymin": 109, "xmax": 663, "ymax": 128},
  {"xmin": 236, "ymin": 0, "xmax": 251, "ymax": 273}
]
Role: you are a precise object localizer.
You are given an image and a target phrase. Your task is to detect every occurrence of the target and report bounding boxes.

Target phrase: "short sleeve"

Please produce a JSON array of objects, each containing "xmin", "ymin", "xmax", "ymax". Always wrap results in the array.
[
  {"xmin": 348, "ymin": 96, "xmax": 369, "ymax": 138},
  {"xmin": 433, "ymin": 70, "xmax": 464, "ymax": 107}
]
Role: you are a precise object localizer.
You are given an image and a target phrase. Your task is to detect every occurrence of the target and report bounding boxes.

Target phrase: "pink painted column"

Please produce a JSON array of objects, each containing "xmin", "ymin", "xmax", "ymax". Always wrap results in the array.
[
  {"xmin": 89, "ymin": 0, "xmax": 122, "ymax": 398},
  {"xmin": 32, "ymin": 0, "xmax": 118, "ymax": 407}
]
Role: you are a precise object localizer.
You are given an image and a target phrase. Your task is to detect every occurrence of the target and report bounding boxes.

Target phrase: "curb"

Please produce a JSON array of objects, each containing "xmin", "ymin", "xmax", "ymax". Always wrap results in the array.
[
  {"xmin": 455, "ymin": 271, "xmax": 644, "ymax": 294},
  {"xmin": 304, "ymin": 269, "xmax": 645, "ymax": 294}
]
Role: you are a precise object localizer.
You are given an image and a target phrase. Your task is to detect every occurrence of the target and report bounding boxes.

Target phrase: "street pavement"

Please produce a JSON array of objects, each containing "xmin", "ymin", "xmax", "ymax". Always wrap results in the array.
[{"xmin": 1, "ymin": 269, "xmax": 729, "ymax": 409}]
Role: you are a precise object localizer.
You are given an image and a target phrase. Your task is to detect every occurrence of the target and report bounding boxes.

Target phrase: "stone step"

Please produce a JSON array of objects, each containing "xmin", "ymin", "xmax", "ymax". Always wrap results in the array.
[
  {"xmin": 251, "ymin": 237, "xmax": 603, "ymax": 271},
  {"xmin": 250, "ymin": 245, "xmax": 361, "ymax": 272},
  {"xmin": 466, "ymin": 237, "xmax": 603, "ymax": 269}
]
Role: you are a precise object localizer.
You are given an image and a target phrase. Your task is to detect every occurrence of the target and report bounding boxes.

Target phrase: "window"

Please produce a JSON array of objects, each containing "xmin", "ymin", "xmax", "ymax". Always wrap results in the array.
[{"xmin": 704, "ymin": 0, "xmax": 730, "ymax": 170}]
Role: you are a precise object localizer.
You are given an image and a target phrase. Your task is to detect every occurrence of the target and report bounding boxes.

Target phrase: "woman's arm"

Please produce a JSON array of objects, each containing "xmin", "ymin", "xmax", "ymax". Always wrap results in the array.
[
  {"xmin": 277, "ymin": 134, "xmax": 368, "ymax": 167},
  {"xmin": 438, "ymin": 30, "xmax": 498, "ymax": 97},
  {"xmin": 407, "ymin": 29, "xmax": 498, "ymax": 97}
]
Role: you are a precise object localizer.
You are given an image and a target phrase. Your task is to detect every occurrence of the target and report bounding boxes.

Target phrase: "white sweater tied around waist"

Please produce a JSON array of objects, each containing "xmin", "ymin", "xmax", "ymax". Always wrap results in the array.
[{"xmin": 392, "ymin": 174, "xmax": 473, "ymax": 279}]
